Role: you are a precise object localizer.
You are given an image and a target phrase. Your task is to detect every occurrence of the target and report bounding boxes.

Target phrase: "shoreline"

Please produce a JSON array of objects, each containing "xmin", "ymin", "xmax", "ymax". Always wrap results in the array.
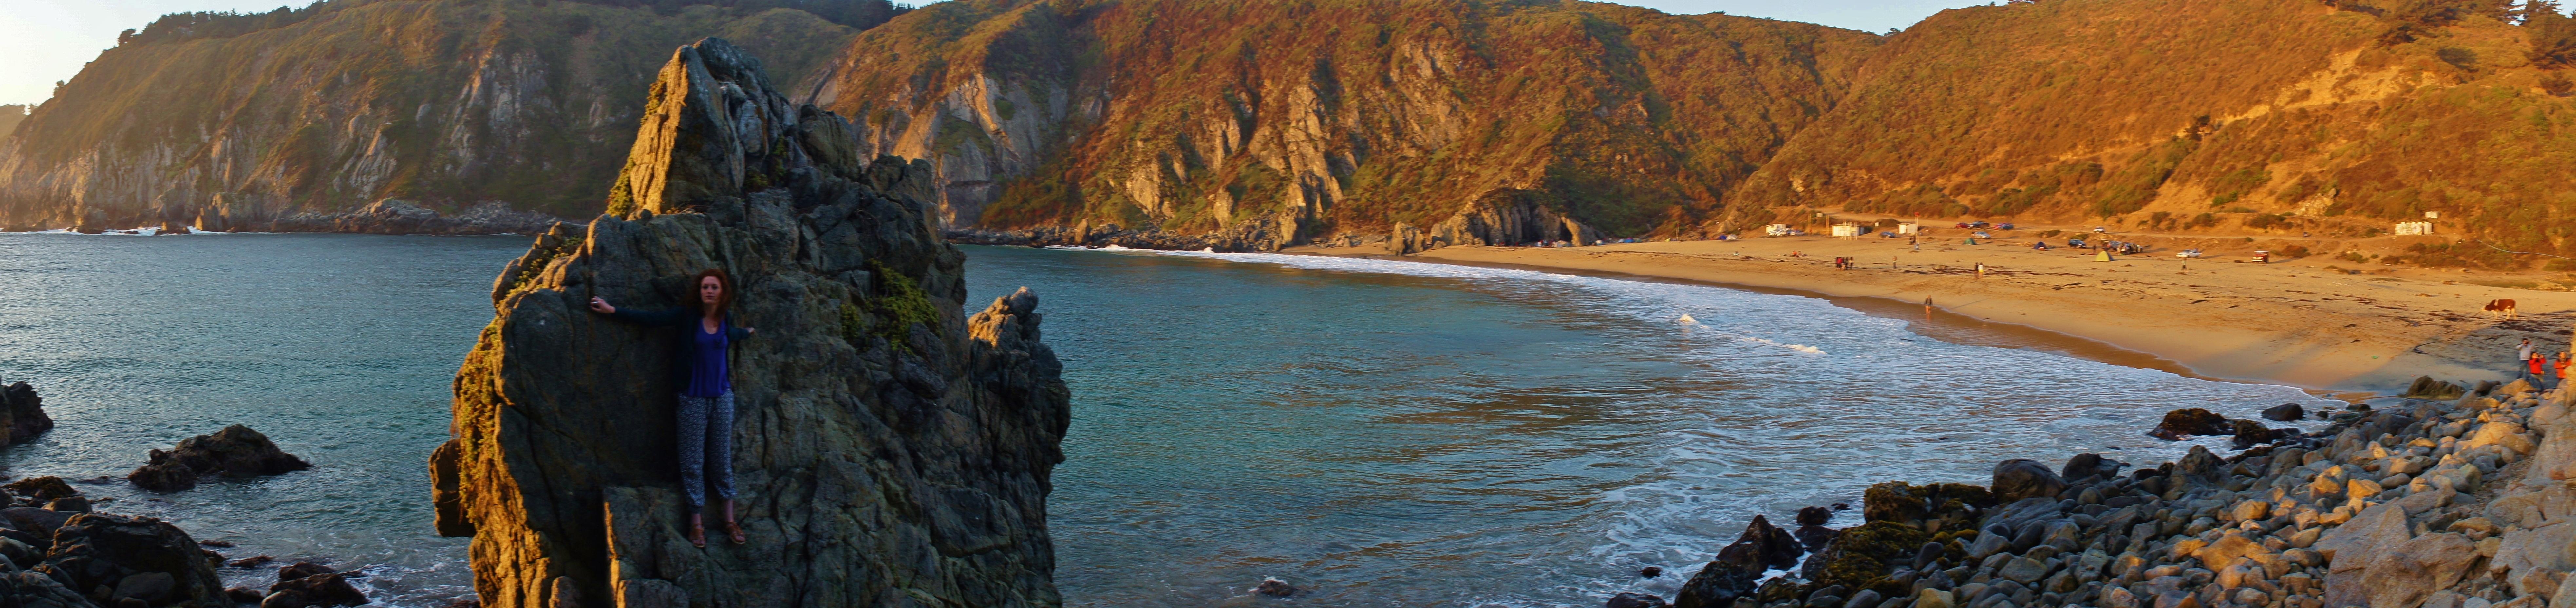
[{"xmin": 1275, "ymin": 236, "xmax": 2576, "ymax": 395}]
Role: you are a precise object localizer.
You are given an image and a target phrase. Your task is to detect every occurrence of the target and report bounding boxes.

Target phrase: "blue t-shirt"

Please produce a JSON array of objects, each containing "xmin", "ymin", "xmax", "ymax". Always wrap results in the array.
[{"xmin": 687, "ymin": 322, "xmax": 731, "ymax": 397}]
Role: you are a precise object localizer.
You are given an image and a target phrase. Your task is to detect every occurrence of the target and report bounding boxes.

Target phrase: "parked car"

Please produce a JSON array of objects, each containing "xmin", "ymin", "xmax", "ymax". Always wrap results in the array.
[
  {"xmin": 2067, "ymin": 238, "xmax": 2089, "ymax": 248},
  {"xmin": 1969, "ymin": 221, "xmax": 1992, "ymax": 228},
  {"xmin": 1973, "ymin": 231, "xmax": 1992, "ymax": 238},
  {"xmin": 2251, "ymin": 250, "xmax": 2270, "ymax": 263},
  {"xmin": 1996, "ymin": 223, "xmax": 2016, "ymax": 230},
  {"xmin": 2092, "ymin": 226, "xmax": 2108, "ymax": 233},
  {"xmin": 2177, "ymin": 249, "xmax": 2202, "ymax": 258},
  {"xmin": 1954, "ymin": 222, "xmax": 1973, "ymax": 229}
]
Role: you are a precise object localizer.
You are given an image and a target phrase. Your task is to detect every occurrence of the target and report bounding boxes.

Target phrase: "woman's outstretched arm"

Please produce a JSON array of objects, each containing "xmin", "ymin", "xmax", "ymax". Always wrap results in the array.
[{"xmin": 589, "ymin": 297, "xmax": 688, "ymax": 326}]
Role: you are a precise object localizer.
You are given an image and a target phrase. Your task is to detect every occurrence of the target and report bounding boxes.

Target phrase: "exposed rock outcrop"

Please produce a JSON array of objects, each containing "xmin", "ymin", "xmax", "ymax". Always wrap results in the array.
[
  {"xmin": 0, "ymin": 381, "xmax": 55, "ymax": 447},
  {"xmin": 432, "ymin": 38, "xmax": 1069, "ymax": 608},
  {"xmin": 125, "ymin": 425, "xmax": 311, "ymax": 493},
  {"xmin": 33, "ymin": 514, "xmax": 229, "ymax": 608}
]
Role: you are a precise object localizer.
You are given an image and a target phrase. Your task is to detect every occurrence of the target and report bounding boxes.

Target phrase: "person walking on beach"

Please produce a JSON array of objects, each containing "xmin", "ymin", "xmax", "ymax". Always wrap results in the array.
[
  {"xmin": 588, "ymin": 269, "xmax": 757, "ymax": 547},
  {"xmin": 1923, "ymin": 297, "xmax": 1934, "ymax": 320}
]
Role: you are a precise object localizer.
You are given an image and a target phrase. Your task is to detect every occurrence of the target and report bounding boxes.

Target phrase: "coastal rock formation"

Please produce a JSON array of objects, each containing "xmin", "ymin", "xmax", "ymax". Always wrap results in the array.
[
  {"xmin": 35, "ymin": 514, "xmax": 229, "ymax": 608},
  {"xmin": 2150, "ymin": 407, "xmax": 2235, "ymax": 440},
  {"xmin": 0, "ymin": 382, "xmax": 55, "ymax": 447},
  {"xmin": 1714, "ymin": 515, "xmax": 1804, "ymax": 572},
  {"xmin": 1626, "ymin": 385, "xmax": 2576, "ymax": 608},
  {"xmin": 433, "ymin": 38, "xmax": 1069, "ymax": 608},
  {"xmin": 126, "ymin": 425, "xmax": 311, "ymax": 492},
  {"xmin": 0, "ymin": 0, "xmax": 898, "ymax": 233},
  {"xmin": 263, "ymin": 562, "xmax": 368, "ymax": 608},
  {"xmin": 2263, "ymin": 403, "xmax": 2307, "ymax": 422}
]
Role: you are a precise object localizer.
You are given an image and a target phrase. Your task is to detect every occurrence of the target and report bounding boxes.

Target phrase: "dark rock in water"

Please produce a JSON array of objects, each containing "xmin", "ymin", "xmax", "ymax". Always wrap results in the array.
[
  {"xmin": 1830, "ymin": 503, "xmax": 1849, "ymax": 511},
  {"xmin": 269, "ymin": 566, "xmax": 367, "ymax": 607},
  {"xmin": 264, "ymin": 199, "xmax": 565, "ymax": 236},
  {"xmin": 1673, "ymin": 561, "xmax": 1760, "ymax": 608},
  {"xmin": 1796, "ymin": 506, "xmax": 1832, "ymax": 526},
  {"xmin": 1796, "ymin": 523, "xmax": 1839, "ymax": 554},
  {"xmin": 1861, "ymin": 482, "xmax": 1993, "ymax": 534},
  {"xmin": 260, "ymin": 589, "xmax": 309, "ymax": 608},
  {"xmin": 1990, "ymin": 459, "xmax": 2068, "ymax": 503},
  {"xmin": 0, "ymin": 382, "xmax": 54, "ymax": 447},
  {"xmin": 430, "ymin": 38, "xmax": 1071, "ymax": 608},
  {"xmin": 2059, "ymin": 453, "xmax": 2122, "ymax": 481},
  {"xmin": 126, "ymin": 461, "xmax": 196, "ymax": 492},
  {"xmin": 2263, "ymin": 403, "xmax": 2306, "ymax": 421},
  {"xmin": 42, "ymin": 497, "xmax": 88, "ymax": 513},
  {"xmin": 195, "ymin": 540, "xmax": 232, "ymax": 548},
  {"xmin": 0, "ymin": 507, "xmax": 70, "ymax": 536},
  {"xmin": 1608, "ymin": 591, "xmax": 1671, "ymax": 608},
  {"xmin": 226, "ymin": 586, "xmax": 268, "ymax": 603},
  {"xmin": 1715, "ymin": 514, "xmax": 1804, "ymax": 571},
  {"xmin": 2151, "ymin": 408, "xmax": 2233, "ymax": 440},
  {"xmin": 1640, "ymin": 566, "xmax": 1663, "ymax": 578},
  {"xmin": 2230, "ymin": 419, "xmax": 2292, "ymax": 449},
  {"xmin": 126, "ymin": 425, "xmax": 310, "ymax": 492},
  {"xmin": 37, "ymin": 513, "xmax": 228, "ymax": 607},
  {"xmin": 5, "ymin": 477, "xmax": 77, "ymax": 504},
  {"xmin": 227, "ymin": 555, "xmax": 273, "ymax": 568},
  {"xmin": 1254, "ymin": 577, "xmax": 1296, "ymax": 597},
  {"xmin": 276, "ymin": 562, "xmax": 334, "ymax": 582}
]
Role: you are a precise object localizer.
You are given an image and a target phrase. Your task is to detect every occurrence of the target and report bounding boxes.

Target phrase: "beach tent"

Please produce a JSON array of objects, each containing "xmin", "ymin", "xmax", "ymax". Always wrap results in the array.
[{"xmin": 2096, "ymin": 249, "xmax": 2113, "ymax": 262}]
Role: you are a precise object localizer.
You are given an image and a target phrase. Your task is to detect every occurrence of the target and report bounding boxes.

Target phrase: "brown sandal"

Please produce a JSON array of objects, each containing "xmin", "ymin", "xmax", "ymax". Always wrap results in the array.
[
  {"xmin": 724, "ymin": 519, "xmax": 746, "ymax": 544},
  {"xmin": 688, "ymin": 517, "xmax": 707, "ymax": 548}
]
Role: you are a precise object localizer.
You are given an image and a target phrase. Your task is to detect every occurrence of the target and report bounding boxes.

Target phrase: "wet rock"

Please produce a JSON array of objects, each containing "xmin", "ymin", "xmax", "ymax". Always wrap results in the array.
[
  {"xmin": 2174, "ymin": 445, "xmax": 2223, "ymax": 479},
  {"xmin": 227, "ymin": 586, "xmax": 267, "ymax": 603},
  {"xmin": 1674, "ymin": 561, "xmax": 1759, "ymax": 608},
  {"xmin": 43, "ymin": 496, "xmax": 88, "ymax": 513},
  {"xmin": 269, "ymin": 564, "xmax": 367, "ymax": 607},
  {"xmin": 0, "ymin": 382, "xmax": 55, "ymax": 447},
  {"xmin": 434, "ymin": 38, "xmax": 1072, "ymax": 608},
  {"xmin": 4, "ymin": 477, "xmax": 76, "ymax": 504},
  {"xmin": 1803, "ymin": 521, "xmax": 1929, "ymax": 596},
  {"xmin": 126, "ymin": 425, "xmax": 310, "ymax": 492},
  {"xmin": 1863, "ymin": 482, "xmax": 1993, "ymax": 533},
  {"xmin": 0, "ymin": 507, "xmax": 71, "ymax": 536},
  {"xmin": 260, "ymin": 589, "xmax": 309, "ymax": 608},
  {"xmin": 2264, "ymin": 403, "xmax": 2307, "ymax": 422},
  {"xmin": 36, "ymin": 513, "xmax": 227, "ymax": 607},
  {"xmin": 227, "ymin": 555, "xmax": 273, "ymax": 568},
  {"xmin": 1798, "ymin": 505, "xmax": 1832, "ymax": 526},
  {"xmin": 0, "ymin": 569, "xmax": 95, "ymax": 607},
  {"xmin": 1253, "ymin": 577, "xmax": 1295, "ymax": 597},
  {"xmin": 1716, "ymin": 514, "xmax": 1804, "ymax": 571},
  {"xmin": 2151, "ymin": 408, "xmax": 2234, "ymax": 440},
  {"xmin": 1639, "ymin": 566, "xmax": 1662, "ymax": 578},
  {"xmin": 1991, "ymin": 459, "xmax": 2068, "ymax": 504},
  {"xmin": 2060, "ymin": 453, "xmax": 2120, "ymax": 482},
  {"xmin": 2230, "ymin": 419, "xmax": 2289, "ymax": 449},
  {"xmin": 1607, "ymin": 591, "xmax": 1670, "ymax": 608}
]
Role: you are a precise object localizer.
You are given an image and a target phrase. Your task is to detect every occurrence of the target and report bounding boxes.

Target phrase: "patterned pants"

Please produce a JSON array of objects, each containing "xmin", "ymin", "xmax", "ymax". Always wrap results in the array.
[{"xmin": 675, "ymin": 391, "xmax": 737, "ymax": 511}]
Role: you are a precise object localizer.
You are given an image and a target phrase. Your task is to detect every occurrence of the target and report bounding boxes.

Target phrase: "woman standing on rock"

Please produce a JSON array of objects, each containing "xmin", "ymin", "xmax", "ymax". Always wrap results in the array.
[{"xmin": 588, "ymin": 269, "xmax": 754, "ymax": 547}]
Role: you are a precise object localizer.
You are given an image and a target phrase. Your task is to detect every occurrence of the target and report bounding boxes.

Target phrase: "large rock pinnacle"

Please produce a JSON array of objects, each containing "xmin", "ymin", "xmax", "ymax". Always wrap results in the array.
[{"xmin": 432, "ymin": 38, "xmax": 1070, "ymax": 608}]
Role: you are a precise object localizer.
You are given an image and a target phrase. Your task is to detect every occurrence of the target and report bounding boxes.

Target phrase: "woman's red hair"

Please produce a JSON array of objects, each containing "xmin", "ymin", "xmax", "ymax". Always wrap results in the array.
[{"xmin": 694, "ymin": 268, "xmax": 733, "ymax": 316}]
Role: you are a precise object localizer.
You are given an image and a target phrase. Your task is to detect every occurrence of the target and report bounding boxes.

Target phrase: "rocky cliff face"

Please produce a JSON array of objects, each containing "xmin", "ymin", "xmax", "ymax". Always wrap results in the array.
[
  {"xmin": 0, "ymin": 0, "xmax": 880, "ymax": 234},
  {"xmin": 432, "ymin": 38, "xmax": 1068, "ymax": 608},
  {"xmin": 806, "ymin": 0, "xmax": 1878, "ymax": 249}
]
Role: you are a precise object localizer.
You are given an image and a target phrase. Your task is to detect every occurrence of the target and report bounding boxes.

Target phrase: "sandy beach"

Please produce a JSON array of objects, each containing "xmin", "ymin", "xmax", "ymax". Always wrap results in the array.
[{"xmin": 1290, "ymin": 224, "xmax": 2576, "ymax": 394}]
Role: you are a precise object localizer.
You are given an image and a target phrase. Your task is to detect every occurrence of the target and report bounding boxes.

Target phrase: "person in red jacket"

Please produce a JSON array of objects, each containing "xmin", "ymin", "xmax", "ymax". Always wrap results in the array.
[{"xmin": 2557, "ymin": 352, "xmax": 2571, "ymax": 388}]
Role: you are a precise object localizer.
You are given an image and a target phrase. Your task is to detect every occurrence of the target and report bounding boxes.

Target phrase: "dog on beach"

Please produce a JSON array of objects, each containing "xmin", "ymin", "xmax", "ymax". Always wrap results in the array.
[{"xmin": 2485, "ymin": 298, "xmax": 2518, "ymax": 319}]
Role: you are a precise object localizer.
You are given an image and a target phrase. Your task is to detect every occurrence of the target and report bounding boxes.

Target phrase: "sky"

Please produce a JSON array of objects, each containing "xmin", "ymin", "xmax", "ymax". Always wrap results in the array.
[{"xmin": 0, "ymin": 0, "xmax": 1984, "ymax": 106}]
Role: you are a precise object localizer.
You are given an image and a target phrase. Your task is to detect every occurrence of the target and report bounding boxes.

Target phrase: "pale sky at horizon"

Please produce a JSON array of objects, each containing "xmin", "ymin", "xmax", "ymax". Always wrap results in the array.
[{"xmin": 0, "ymin": 0, "xmax": 1983, "ymax": 106}]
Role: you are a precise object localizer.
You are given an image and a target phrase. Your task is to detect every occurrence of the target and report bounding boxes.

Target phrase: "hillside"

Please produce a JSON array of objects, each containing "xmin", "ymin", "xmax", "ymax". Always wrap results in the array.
[
  {"xmin": 0, "ymin": 0, "xmax": 894, "ymax": 232},
  {"xmin": 1730, "ymin": 0, "xmax": 2576, "ymax": 265},
  {"xmin": 804, "ymin": 0, "xmax": 1881, "ymax": 249}
]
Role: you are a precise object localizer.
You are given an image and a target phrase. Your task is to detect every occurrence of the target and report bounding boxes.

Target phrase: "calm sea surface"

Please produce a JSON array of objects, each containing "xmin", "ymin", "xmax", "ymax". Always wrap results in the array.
[{"xmin": 0, "ymin": 234, "xmax": 2335, "ymax": 607}]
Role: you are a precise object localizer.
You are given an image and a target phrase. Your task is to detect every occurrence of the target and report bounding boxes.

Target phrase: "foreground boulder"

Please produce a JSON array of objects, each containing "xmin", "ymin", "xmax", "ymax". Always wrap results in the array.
[
  {"xmin": 0, "ymin": 382, "xmax": 55, "ymax": 447},
  {"xmin": 263, "ymin": 562, "xmax": 367, "ymax": 607},
  {"xmin": 32, "ymin": 514, "xmax": 227, "ymax": 607},
  {"xmin": 126, "ymin": 425, "xmax": 310, "ymax": 492},
  {"xmin": 1713, "ymin": 515, "xmax": 1802, "ymax": 572},
  {"xmin": 1672, "ymin": 561, "xmax": 1758, "ymax": 608},
  {"xmin": 431, "ymin": 39, "xmax": 1071, "ymax": 608},
  {"xmin": 1990, "ymin": 459, "xmax": 2067, "ymax": 503},
  {"xmin": 2263, "ymin": 402, "xmax": 2306, "ymax": 421}
]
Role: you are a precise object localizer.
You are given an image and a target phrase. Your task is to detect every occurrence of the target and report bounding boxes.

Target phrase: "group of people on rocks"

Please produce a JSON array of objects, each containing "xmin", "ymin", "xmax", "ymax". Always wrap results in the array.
[{"xmin": 2516, "ymin": 337, "xmax": 2571, "ymax": 387}]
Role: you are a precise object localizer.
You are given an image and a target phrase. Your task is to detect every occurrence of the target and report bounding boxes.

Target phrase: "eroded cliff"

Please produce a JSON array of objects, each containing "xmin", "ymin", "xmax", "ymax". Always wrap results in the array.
[
  {"xmin": 0, "ymin": 0, "xmax": 889, "ymax": 233},
  {"xmin": 432, "ymin": 38, "xmax": 1068, "ymax": 607},
  {"xmin": 807, "ymin": 0, "xmax": 1879, "ymax": 249}
]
